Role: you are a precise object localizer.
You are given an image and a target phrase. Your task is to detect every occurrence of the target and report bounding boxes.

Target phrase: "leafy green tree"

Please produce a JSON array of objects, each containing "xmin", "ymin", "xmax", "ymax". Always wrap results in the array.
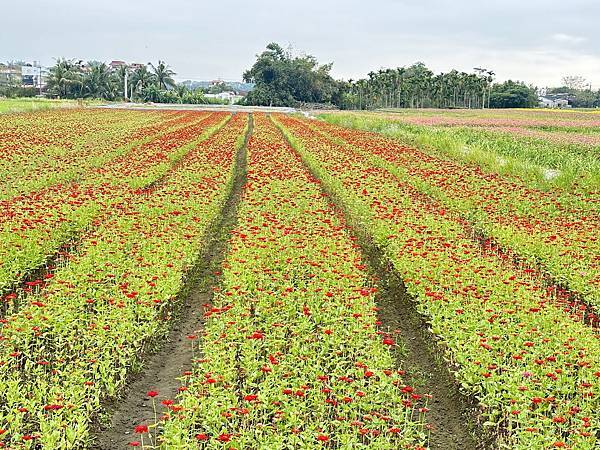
[
  {"xmin": 489, "ymin": 80, "xmax": 537, "ymax": 108},
  {"xmin": 242, "ymin": 43, "xmax": 341, "ymax": 107},
  {"xmin": 83, "ymin": 61, "xmax": 113, "ymax": 99},
  {"xmin": 46, "ymin": 59, "xmax": 83, "ymax": 98}
]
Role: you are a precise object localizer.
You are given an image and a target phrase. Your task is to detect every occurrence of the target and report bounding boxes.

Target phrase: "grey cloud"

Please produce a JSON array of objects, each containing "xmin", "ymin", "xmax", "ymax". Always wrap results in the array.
[{"xmin": 1, "ymin": 0, "xmax": 599, "ymax": 86}]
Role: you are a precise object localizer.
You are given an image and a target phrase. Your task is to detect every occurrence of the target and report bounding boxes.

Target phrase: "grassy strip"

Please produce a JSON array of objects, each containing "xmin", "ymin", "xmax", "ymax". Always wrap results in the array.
[
  {"xmin": 320, "ymin": 113, "xmax": 600, "ymax": 193},
  {"xmin": 0, "ymin": 98, "xmax": 99, "ymax": 114}
]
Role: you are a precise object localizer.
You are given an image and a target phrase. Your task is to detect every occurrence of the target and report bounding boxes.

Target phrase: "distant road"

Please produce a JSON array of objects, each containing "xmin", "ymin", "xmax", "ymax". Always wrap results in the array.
[{"xmin": 99, "ymin": 102, "xmax": 296, "ymax": 113}]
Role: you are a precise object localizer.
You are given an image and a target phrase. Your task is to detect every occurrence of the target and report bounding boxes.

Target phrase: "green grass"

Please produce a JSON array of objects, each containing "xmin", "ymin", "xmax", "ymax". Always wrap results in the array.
[
  {"xmin": 0, "ymin": 98, "xmax": 103, "ymax": 114},
  {"xmin": 320, "ymin": 112, "xmax": 600, "ymax": 193}
]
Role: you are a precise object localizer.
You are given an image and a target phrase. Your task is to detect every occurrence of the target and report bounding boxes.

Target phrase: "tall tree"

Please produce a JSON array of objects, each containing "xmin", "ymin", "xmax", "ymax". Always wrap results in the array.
[
  {"xmin": 83, "ymin": 61, "xmax": 113, "ymax": 98},
  {"xmin": 242, "ymin": 43, "xmax": 341, "ymax": 107},
  {"xmin": 46, "ymin": 58, "xmax": 82, "ymax": 98},
  {"xmin": 130, "ymin": 65, "xmax": 156, "ymax": 98},
  {"xmin": 489, "ymin": 80, "xmax": 538, "ymax": 108},
  {"xmin": 150, "ymin": 61, "xmax": 176, "ymax": 90}
]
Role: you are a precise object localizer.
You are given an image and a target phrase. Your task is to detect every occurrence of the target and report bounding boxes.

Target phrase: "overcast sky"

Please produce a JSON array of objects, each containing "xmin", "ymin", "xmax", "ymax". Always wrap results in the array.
[{"xmin": 2, "ymin": 0, "xmax": 599, "ymax": 87}]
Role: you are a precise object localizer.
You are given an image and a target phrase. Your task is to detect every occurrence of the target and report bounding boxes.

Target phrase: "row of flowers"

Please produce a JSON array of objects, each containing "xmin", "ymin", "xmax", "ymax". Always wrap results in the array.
[
  {"xmin": 0, "ymin": 112, "xmax": 228, "ymax": 308},
  {"xmin": 0, "ymin": 114, "xmax": 248, "ymax": 448},
  {"xmin": 275, "ymin": 114, "xmax": 599, "ymax": 449},
  {"xmin": 157, "ymin": 114, "xmax": 427, "ymax": 449},
  {"xmin": 323, "ymin": 113, "xmax": 600, "ymax": 194},
  {"xmin": 0, "ymin": 109, "xmax": 183, "ymax": 199},
  {"xmin": 307, "ymin": 118, "xmax": 599, "ymax": 311}
]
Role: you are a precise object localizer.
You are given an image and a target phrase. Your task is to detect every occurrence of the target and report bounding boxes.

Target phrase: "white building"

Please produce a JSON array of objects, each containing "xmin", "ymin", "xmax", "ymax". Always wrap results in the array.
[
  {"xmin": 538, "ymin": 96, "xmax": 570, "ymax": 108},
  {"xmin": 205, "ymin": 91, "xmax": 243, "ymax": 104}
]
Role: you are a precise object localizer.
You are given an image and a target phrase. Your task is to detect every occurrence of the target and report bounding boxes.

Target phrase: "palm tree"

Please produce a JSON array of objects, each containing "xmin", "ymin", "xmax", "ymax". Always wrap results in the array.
[
  {"xmin": 130, "ymin": 65, "xmax": 155, "ymax": 99},
  {"xmin": 150, "ymin": 61, "xmax": 176, "ymax": 90},
  {"xmin": 46, "ymin": 59, "xmax": 81, "ymax": 98},
  {"xmin": 175, "ymin": 84, "xmax": 189, "ymax": 103},
  {"xmin": 83, "ymin": 61, "xmax": 112, "ymax": 99}
]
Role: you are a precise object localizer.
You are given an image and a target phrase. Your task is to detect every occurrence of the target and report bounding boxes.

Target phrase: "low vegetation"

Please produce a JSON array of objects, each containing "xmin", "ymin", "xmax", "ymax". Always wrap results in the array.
[{"xmin": 0, "ymin": 107, "xmax": 597, "ymax": 449}]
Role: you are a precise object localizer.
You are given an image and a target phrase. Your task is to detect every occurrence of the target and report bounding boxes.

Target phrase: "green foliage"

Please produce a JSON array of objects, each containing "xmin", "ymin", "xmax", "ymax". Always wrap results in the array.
[
  {"xmin": 242, "ymin": 43, "xmax": 342, "ymax": 107},
  {"xmin": 341, "ymin": 65, "xmax": 495, "ymax": 110},
  {"xmin": 149, "ymin": 60, "xmax": 176, "ymax": 90},
  {"xmin": 45, "ymin": 59, "xmax": 180, "ymax": 102},
  {"xmin": 547, "ymin": 86, "xmax": 600, "ymax": 108},
  {"xmin": 0, "ymin": 85, "xmax": 38, "ymax": 98},
  {"xmin": 489, "ymin": 80, "xmax": 537, "ymax": 108}
]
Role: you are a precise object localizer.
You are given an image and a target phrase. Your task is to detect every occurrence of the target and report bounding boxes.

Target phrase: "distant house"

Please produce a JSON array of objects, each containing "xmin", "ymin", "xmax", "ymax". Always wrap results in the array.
[
  {"xmin": 205, "ymin": 91, "xmax": 243, "ymax": 104},
  {"xmin": 109, "ymin": 60, "xmax": 127, "ymax": 70},
  {"xmin": 0, "ymin": 62, "xmax": 48, "ymax": 89},
  {"xmin": 539, "ymin": 94, "xmax": 571, "ymax": 108}
]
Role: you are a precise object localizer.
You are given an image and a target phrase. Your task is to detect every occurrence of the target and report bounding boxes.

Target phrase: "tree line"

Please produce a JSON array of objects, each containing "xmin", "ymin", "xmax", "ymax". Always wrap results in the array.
[
  {"xmin": 339, "ymin": 64, "xmax": 500, "ymax": 109},
  {"xmin": 42, "ymin": 59, "xmax": 225, "ymax": 104},
  {"xmin": 242, "ymin": 43, "xmax": 599, "ymax": 109},
  {"xmin": 4, "ymin": 44, "xmax": 598, "ymax": 109}
]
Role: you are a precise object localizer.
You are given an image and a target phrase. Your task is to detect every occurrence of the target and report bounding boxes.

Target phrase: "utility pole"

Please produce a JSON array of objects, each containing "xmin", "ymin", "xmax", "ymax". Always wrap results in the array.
[{"xmin": 124, "ymin": 70, "xmax": 128, "ymax": 100}]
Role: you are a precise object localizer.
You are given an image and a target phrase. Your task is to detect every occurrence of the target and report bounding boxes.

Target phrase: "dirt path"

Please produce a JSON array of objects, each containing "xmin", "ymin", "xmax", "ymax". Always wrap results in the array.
[
  {"xmin": 273, "ymin": 117, "xmax": 486, "ymax": 450},
  {"xmin": 93, "ymin": 114, "xmax": 252, "ymax": 450}
]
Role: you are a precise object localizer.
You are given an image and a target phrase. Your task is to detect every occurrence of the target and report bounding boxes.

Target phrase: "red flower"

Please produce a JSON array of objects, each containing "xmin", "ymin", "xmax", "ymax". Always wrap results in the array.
[
  {"xmin": 195, "ymin": 433, "xmax": 209, "ymax": 441},
  {"xmin": 249, "ymin": 331, "xmax": 264, "ymax": 340},
  {"xmin": 147, "ymin": 390, "xmax": 159, "ymax": 398},
  {"xmin": 217, "ymin": 433, "xmax": 232, "ymax": 442},
  {"xmin": 128, "ymin": 442, "xmax": 141, "ymax": 447},
  {"xmin": 134, "ymin": 424, "xmax": 148, "ymax": 434}
]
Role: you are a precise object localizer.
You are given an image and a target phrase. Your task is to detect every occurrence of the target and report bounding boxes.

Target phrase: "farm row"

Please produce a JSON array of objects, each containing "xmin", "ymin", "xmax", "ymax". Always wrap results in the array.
[
  {"xmin": 0, "ymin": 109, "xmax": 597, "ymax": 449},
  {"xmin": 323, "ymin": 110, "xmax": 600, "ymax": 193}
]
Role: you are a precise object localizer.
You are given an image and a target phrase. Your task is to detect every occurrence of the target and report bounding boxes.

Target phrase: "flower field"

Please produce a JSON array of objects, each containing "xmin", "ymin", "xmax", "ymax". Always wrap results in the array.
[
  {"xmin": 0, "ymin": 108, "xmax": 598, "ymax": 449},
  {"xmin": 323, "ymin": 109, "xmax": 600, "ymax": 193}
]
